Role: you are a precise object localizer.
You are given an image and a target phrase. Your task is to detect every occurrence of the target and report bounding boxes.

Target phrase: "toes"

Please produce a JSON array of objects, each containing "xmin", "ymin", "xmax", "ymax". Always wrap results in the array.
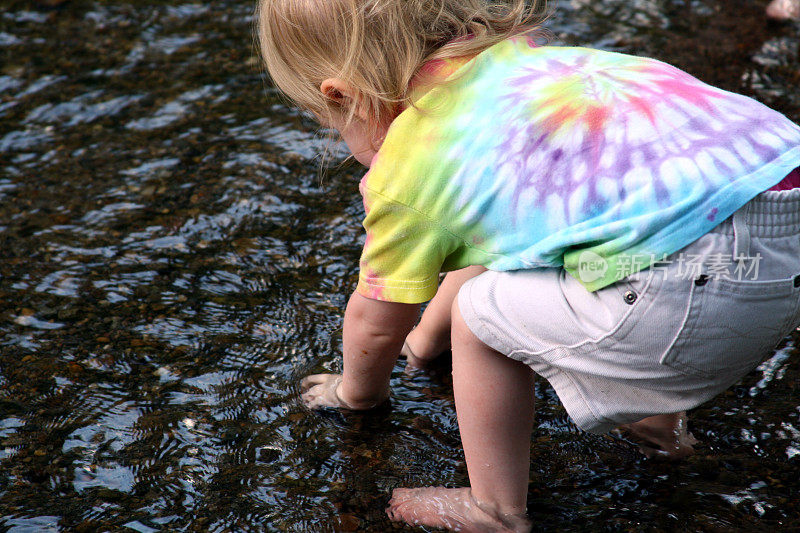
[{"xmin": 386, "ymin": 488, "xmax": 427, "ymax": 524}]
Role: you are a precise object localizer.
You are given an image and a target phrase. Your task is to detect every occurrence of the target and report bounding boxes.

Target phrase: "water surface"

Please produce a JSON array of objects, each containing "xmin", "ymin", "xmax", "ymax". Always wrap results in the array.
[{"xmin": 1, "ymin": 0, "xmax": 800, "ymax": 531}]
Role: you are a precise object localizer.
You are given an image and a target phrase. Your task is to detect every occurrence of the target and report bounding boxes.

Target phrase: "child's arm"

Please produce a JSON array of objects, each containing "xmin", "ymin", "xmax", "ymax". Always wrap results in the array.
[
  {"xmin": 301, "ymin": 291, "xmax": 420, "ymax": 409},
  {"xmin": 403, "ymin": 265, "xmax": 487, "ymax": 368}
]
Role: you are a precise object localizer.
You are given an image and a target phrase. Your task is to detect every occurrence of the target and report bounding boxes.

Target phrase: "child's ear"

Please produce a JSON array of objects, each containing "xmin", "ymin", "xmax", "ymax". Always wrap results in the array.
[
  {"xmin": 320, "ymin": 78, "xmax": 368, "ymax": 120},
  {"xmin": 320, "ymin": 78, "xmax": 352, "ymax": 103}
]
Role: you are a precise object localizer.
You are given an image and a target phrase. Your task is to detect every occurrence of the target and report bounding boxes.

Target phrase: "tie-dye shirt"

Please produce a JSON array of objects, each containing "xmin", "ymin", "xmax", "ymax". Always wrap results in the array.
[{"xmin": 356, "ymin": 38, "xmax": 800, "ymax": 303}]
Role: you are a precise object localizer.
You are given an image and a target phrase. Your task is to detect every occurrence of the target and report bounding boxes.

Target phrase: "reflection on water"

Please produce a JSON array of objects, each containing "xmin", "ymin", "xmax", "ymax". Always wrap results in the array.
[{"xmin": 1, "ymin": 0, "xmax": 799, "ymax": 530}]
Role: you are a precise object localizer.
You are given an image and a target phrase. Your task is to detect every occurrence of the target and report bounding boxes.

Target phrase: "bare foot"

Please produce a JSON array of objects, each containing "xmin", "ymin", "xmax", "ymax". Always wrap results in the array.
[
  {"xmin": 387, "ymin": 487, "xmax": 531, "ymax": 533},
  {"xmin": 615, "ymin": 412, "xmax": 698, "ymax": 460},
  {"xmin": 401, "ymin": 328, "xmax": 450, "ymax": 370}
]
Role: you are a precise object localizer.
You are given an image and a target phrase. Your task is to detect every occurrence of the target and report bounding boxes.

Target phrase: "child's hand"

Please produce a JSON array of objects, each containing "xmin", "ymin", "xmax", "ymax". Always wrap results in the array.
[
  {"xmin": 400, "ymin": 330, "xmax": 450, "ymax": 371},
  {"xmin": 300, "ymin": 373, "xmax": 351, "ymax": 409},
  {"xmin": 400, "ymin": 338, "xmax": 437, "ymax": 370},
  {"xmin": 300, "ymin": 373, "xmax": 390, "ymax": 410},
  {"xmin": 300, "ymin": 293, "xmax": 417, "ymax": 411}
]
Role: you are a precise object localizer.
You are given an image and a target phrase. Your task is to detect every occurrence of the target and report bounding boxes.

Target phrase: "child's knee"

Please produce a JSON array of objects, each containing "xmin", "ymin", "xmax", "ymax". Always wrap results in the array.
[
  {"xmin": 450, "ymin": 295, "xmax": 487, "ymax": 352},
  {"xmin": 450, "ymin": 296, "xmax": 472, "ymax": 343},
  {"xmin": 450, "ymin": 296, "xmax": 467, "ymax": 335}
]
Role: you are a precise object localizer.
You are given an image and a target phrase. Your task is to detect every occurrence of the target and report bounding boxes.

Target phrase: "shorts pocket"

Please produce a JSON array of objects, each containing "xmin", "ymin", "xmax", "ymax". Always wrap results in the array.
[{"xmin": 659, "ymin": 275, "xmax": 799, "ymax": 380}]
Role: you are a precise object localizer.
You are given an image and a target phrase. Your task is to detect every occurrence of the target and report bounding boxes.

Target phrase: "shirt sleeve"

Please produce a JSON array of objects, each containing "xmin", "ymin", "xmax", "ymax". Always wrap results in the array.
[{"xmin": 356, "ymin": 185, "xmax": 462, "ymax": 304}]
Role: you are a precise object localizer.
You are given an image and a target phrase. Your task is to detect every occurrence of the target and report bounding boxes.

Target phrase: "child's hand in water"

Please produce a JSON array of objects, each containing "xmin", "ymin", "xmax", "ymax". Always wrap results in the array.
[
  {"xmin": 400, "ymin": 329, "xmax": 450, "ymax": 371},
  {"xmin": 399, "ymin": 266, "xmax": 486, "ymax": 371},
  {"xmin": 300, "ymin": 373, "xmax": 389, "ymax": 410},
  {"xmin": 300, "ymin": 374, "xmax": 350, "ymax": 409}
]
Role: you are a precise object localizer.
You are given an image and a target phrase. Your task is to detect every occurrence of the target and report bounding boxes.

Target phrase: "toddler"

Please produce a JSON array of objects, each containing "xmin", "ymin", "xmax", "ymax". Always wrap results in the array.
[{"xmin": 257, "ymin": 1, "xmax": 800, "ymax": 531}]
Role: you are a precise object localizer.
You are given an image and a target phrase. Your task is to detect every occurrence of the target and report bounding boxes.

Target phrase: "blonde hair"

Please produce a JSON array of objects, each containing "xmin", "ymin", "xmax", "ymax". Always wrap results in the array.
[{"xmin": 256, "ymin": 0, "xmax": 547, "ymax": 133}]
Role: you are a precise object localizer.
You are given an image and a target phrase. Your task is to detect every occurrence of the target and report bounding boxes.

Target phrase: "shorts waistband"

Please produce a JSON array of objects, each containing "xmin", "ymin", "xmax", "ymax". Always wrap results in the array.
[{"xmin": 710, "ymin": 188, "xmax": 800, "ymax": 238}]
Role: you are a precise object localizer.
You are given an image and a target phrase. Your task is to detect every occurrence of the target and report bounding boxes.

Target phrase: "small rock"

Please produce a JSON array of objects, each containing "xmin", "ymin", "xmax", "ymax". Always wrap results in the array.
[{"xmin": 336, "ymin": 513, "xmax": 360, "ymax": 532}]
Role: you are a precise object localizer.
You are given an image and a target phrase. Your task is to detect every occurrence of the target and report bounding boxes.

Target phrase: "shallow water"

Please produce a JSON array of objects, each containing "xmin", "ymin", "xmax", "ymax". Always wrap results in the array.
[{"xmin": 1, "ymin": 0, "xmax": 799, "ymax": 531}]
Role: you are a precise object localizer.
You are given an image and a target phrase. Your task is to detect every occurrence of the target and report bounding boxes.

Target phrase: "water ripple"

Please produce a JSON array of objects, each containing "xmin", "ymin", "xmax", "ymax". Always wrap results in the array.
[{"xmin": 1, "ymin": 0, "xmax": 799, "ymax": 530}]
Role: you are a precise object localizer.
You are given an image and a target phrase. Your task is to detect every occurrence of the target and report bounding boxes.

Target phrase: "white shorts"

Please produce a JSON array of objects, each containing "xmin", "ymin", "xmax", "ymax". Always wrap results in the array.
[{"xmin": 458, "ymin": 189, "xmax": 800, "ymax": 433}]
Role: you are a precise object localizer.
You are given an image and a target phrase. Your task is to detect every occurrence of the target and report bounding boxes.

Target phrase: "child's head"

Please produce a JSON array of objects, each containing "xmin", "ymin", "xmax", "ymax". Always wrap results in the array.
[{"xmin": 257, "ymin": 0, "xmax": 546, "ymax": 138}]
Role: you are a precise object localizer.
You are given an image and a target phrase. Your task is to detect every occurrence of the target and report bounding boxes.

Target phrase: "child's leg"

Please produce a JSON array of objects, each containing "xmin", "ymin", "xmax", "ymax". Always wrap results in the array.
[
  {"xmin": 388, "ymin": 300, "xmax": 534, "ymax": 532},
  {"xmin": 402, "ymin": 265, "xmax": 487, "ymax": 368}
]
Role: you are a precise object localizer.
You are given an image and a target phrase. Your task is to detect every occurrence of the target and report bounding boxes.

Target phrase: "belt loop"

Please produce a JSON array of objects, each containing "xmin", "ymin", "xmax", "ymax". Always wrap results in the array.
[{"xmin": 732, "ymin": 203, "xmax": 752, "ymax": 259}]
